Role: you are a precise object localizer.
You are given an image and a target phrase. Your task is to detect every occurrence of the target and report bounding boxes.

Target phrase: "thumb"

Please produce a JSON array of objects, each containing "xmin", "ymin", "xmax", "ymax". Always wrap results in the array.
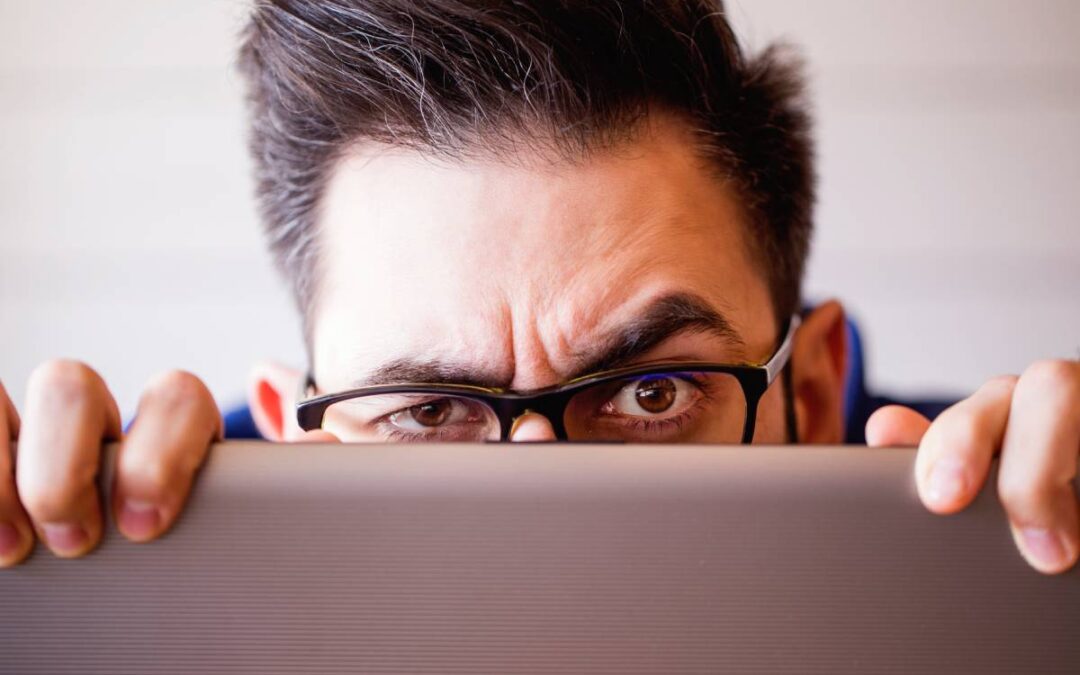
[
  {"xmin": 865, "ymin": 405, "xmax": 931, "ymax": 447},
  {"xmin": 290, "ymin": 429, "xmax": 341, "ymax": 444}
]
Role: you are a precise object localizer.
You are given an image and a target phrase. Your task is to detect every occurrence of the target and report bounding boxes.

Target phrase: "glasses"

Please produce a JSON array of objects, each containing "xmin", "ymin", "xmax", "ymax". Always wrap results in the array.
[{"xmin": 297, "ymin": 315, "xmax": 799, "ymax": 444}]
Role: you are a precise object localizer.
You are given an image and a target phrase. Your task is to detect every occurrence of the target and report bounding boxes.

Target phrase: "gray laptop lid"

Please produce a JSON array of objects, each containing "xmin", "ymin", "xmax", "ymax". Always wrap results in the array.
[{"xmin": 2, "ymin": 443, "xmax": 1078, "ymax": 674}]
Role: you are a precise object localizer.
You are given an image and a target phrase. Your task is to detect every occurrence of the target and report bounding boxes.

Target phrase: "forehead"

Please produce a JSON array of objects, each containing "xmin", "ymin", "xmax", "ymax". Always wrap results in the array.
[{"xmin": 312, "ymin": 118, "xmax": 774, "ymax": 387}]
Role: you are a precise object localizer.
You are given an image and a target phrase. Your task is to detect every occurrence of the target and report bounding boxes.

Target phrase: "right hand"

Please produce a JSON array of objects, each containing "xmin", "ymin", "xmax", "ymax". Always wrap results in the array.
[{"xmin": 0, "ymin": 361, "xmax": 223, "ymax": 567}]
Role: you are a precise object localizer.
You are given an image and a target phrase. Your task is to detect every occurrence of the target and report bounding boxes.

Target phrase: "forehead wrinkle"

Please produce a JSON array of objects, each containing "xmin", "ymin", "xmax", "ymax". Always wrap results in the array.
[
  {"xmin": 328, "ymin": 286, "xmax": 517, "ymax": 389},
  {"xmin": 548, "ymin": 231, "xmax": 700, "ymax": 334},
  {"xmin": 538, "ymin": 199, "xmax": 753, "ymax": 357},
  {"xmin": 512, "ymin": 224, "xmax": 704, "ymax": 383}
]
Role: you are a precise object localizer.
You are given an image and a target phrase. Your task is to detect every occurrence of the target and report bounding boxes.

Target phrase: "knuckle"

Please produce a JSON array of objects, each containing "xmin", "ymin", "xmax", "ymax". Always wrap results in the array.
[
  {"xmin": 1020, "ymin": 360, "xmax": 1080, "ymax": 398},
  {"xmin": 997, "ymin": 472, "xmax": 1045, "ymax": 519},
  {"xmin": 26, "ymin": 359, "xmax": 100, "ymax": 407},
  {"xmin": 142, "ymin": 370, "xmax": 212, "ymax": 413},
  {"xmin": 126, "ymin": 457, "xmax": 185, "ymax": 495},
  {"xmin": 982, "ymin": 374, "xmax": 1019, "ymax": 393},
  {"xmin": 17, "ymin": 455, "xmax": 97, "ymax": 521},
  {"xmin": 933, "ymin": 407, "xmax": 990, "ymax": 453},
  {"xmin": 18, "ymin": 478, "xmax": 81, "ymax": 520}
]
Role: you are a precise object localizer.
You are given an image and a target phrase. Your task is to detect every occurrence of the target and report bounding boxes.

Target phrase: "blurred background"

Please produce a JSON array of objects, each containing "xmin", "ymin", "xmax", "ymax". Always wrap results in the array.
[{"xmin": 1, "ymin": 0, "xmax": 1078, "ymax": 416}]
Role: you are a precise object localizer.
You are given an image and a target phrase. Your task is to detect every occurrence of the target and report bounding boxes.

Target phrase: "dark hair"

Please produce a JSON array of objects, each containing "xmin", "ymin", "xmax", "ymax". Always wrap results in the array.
[{"xmin": 238, "ymin": 0, "xmax": 814, "ymax": 336}]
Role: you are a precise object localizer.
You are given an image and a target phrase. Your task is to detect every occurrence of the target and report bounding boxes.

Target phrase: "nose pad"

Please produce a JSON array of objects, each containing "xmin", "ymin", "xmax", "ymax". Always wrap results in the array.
[{"xmin": 508, "ymin": 411, "xmax": 558, "ymax": 442}]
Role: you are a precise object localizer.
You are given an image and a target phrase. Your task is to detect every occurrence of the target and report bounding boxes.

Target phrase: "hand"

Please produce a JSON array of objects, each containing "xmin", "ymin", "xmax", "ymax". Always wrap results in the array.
[
  {"xmin": 0, "ymin": 361, "xmax": 223, "ymax": 566},
  {"xmin": 866, "ymin": 360, "xmax": 1080, "ymax": 574},
  {"xmin": 0, "ymin": 360, "xmax": 344, "ymax": 568}
]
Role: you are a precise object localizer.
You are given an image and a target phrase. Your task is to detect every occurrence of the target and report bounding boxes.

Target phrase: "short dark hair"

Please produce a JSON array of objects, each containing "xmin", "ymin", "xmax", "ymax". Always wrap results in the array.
[{"xmin": 238, "ymin": 0, "xmax": 814, "ymax": 336}]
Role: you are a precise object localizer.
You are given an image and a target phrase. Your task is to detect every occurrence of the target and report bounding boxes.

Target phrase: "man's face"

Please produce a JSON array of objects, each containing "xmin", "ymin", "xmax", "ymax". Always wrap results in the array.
[{"xmin": 274, "ymin": 116, "xmax": 843, "ymax": 444}]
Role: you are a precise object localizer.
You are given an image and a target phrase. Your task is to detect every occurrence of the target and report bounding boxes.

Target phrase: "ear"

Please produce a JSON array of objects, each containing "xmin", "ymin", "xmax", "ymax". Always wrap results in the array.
[
  {"xmin": 790, "ymin": 300, "xmax": 848, "ymax": 443},
  {"xmin": 247, "ymin": 361, "xmax": 305, "ymax": 442}
]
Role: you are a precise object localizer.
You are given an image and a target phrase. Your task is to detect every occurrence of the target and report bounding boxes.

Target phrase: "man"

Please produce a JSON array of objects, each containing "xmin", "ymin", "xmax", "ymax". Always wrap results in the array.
[{"xmin": 0, "ymin": 0, "xmax": 1077, "ymax": 575}]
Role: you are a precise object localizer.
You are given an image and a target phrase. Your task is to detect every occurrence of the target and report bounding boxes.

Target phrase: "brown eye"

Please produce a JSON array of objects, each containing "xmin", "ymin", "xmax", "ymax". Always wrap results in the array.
[
  {"xmin": 634, "ymin": 377, "xmax": 677, "ymax": 414},
  {"xmin": 381, "ymin": 396, "xmax": 497, "ymax": 440},
  {"xmin": 410, "ymin": 399, "xmax": 452, "ymax": 427}
]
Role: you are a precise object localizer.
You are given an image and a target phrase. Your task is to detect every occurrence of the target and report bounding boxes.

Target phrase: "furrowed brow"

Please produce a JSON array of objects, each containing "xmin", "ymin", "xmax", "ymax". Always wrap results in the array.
[
  {"xmin": 344, "ymin": 293, "xmax": 742, "ymax": 391},
  {"xmin": 570, "ymin": 292, "xmax": 746, "ymax": 377}
]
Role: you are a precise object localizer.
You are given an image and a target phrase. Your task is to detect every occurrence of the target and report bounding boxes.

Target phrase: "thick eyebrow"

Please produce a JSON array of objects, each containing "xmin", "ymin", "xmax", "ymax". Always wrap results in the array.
[
  {"xmin": 348, "ymin": 292, "xmax": 744, "ymax": 390},
  {"xmin": 350, "ymin": 359, "xmax": 506, "ymax": 390},
  {"xmin": 568, "ymin": 292, "xmax": 746, "ymax": 378}
]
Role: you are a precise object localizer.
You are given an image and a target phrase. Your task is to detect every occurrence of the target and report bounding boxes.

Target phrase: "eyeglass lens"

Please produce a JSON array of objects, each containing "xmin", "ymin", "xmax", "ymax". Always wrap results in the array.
[{"xmin": 319, "ymin": 371, "xmax": 748, "ymax": 443}]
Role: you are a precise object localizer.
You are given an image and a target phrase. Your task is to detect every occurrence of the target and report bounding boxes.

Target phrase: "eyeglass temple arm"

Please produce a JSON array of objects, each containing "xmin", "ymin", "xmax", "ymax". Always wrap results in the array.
[{"xmin": 762, "ymin": 314, "xmax": 801, "ymax": 384}]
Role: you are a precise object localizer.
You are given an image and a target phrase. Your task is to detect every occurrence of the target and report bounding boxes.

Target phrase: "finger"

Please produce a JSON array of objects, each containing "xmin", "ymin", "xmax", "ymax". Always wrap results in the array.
[
  {"xmin": 865, "ymin": 405, "xmax": 931, "ymax": 447},
  {"xmin": 17, "ymin": 361, "xmax": 121, "ymax": 558},
  {"xmin": 914, "ymin": 375, "xmax": 1016, "ymax": 515},
  {"xmin": 509, "ymin": 412, "xmax": 557, "ymax": 442},
  {"xmin": 998, "ymin": 360, "xmax": 1080, "ymax": 575},
  {"xmin": 291, "ymin": 429, "xmax": 341, "ymax": 443},
  {"xmin": 2, "ymin": 380, "xmax": 19, "ymax": 438},
  {"xmin": 113, "ymin": 371, "xmax": 222, "ymax": 542},
  {"xmin": 0, "ymin": 381, "xmax": 33, "ymax": 567}
]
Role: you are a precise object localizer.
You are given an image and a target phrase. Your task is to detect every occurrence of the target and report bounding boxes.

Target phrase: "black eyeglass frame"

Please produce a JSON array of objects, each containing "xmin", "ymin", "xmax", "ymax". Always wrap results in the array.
[{"xmin": 297, "ymin": 315, "xmax": 800, "ymax": 444}]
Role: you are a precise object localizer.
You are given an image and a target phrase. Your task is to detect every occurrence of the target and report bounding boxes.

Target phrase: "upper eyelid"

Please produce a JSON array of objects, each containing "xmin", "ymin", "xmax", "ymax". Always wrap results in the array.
[
  {"xmin": 614, "ymin": 372, "xmax": 710, "ymax": 394},
  {"xmin": 346, "ymin": 392, "xmax": 447, "ymax": 408},
  {"xmin": 563, "ymin": 362, "xmax": 731, "ymax": 389},
  {"xmin": 379, "ymin": 395, "xmax": 483, "ymax": 423}
]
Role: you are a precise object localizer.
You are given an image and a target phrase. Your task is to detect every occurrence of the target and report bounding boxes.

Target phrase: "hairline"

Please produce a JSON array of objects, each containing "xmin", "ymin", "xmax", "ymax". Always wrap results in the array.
[{"xmin": 298, "ymin": 108, "xmax": 775, "ymax": 353}]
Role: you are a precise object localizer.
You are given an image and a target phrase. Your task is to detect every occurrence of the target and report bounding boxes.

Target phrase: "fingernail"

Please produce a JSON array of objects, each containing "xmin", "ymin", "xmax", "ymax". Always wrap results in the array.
[
  {"xmin": 926, "ymin": 459, "xmax": 968, "ymax": 505},
  {"xmin": 1018, "ymin": 528, "xmax": 1075, "ymax": 572},
  {"xmin": 41, "ymin": 522, "xmax": 88, "ymax": 555},
  {"xmin": 0, "ymin": 522, "xmax": 21, "ymax": 557},
  {"xmin": 119, "ymin": 500, "xmax": 161, "ymax": 540}
]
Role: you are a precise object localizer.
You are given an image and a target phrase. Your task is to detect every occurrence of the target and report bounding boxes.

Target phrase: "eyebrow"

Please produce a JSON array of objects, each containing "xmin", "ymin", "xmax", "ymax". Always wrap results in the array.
[
  {"xmin": 350, "ymin": 359, "xmax": 506, "ymax": 390},
  {"xmin": 568, "ymin": 292, "xmax": 746, "ymax": 377},
  {"xmin": 349, "ymin": 292, "xmax": 745, "ymax": 390}
]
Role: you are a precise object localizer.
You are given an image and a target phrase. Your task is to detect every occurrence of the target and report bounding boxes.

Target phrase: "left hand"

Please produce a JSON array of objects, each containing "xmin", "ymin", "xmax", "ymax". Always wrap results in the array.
[{"xmin": 865, "ymin": 359, "xmax": 1080, "ymax": 574}]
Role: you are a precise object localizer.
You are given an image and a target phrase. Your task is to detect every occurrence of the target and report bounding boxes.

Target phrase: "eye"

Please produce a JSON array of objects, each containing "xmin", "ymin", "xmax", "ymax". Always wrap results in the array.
[
  {"xmin": 406, "ymin": 400, "xmax": 452, "ymax": 427},
  {"xmin": 604, "ymin": 375, "xmax": 700, "ymax": 419},
  {"xmin": 387, "ymin": 397, "xmax": 479, "ymax": 432}
]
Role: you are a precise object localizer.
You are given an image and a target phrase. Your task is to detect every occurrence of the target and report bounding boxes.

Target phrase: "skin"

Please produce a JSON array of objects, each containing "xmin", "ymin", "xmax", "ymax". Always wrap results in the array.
[{"xmin": 1, "ymin": 115, "xmax": 1078, "ymax": 574}]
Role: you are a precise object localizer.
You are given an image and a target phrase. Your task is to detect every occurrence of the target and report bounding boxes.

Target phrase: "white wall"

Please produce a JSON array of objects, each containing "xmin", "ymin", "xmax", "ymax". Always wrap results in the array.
[
  {"xmin": 728, "ymin": 0, "xmax": 1080, "ymax": 398},
  {"xmin": 1, "ymin": 0, "xmax": 1078, "ymax": 416}
]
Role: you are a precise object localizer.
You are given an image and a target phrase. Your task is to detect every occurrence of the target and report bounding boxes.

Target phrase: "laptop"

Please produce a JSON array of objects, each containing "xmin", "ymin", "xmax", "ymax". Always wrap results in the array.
[{"xmin": 2, "ymin": 442, "xmax": 1078, "ymax": 674}]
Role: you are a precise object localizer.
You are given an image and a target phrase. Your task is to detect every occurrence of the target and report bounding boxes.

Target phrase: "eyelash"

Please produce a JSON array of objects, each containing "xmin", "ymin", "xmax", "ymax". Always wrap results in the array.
[
  {"xmin": 373, "ymin": 399, "xmax": 478, "ymax": 443},
  {"xmin": 598, "ymin": 376, "xmax": 715, "ymax": 436},
  {"xmin": 382, "ymin": 427, "xmax": 465, "ymax": 443}
]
